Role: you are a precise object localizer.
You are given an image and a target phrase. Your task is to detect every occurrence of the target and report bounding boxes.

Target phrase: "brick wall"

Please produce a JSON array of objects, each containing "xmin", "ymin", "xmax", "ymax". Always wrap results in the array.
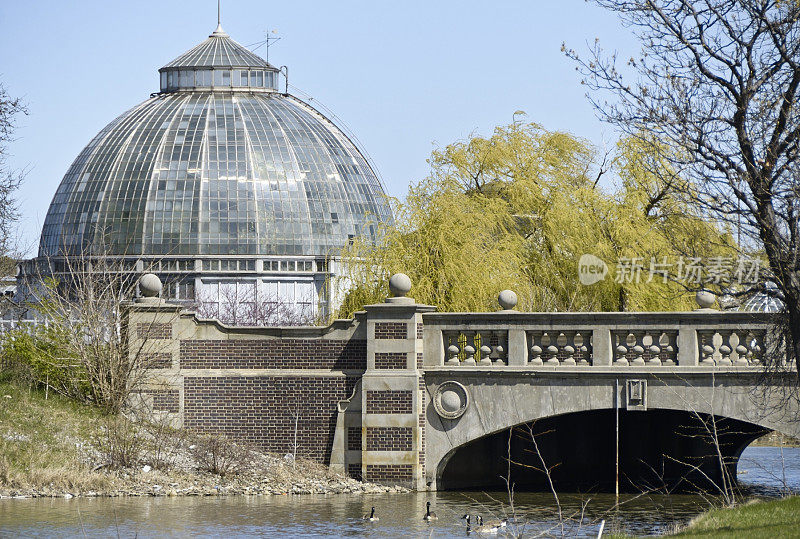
[
  {"xmin": 348, "ymin": 463, "xmax": 363, "ymax": 480},
  {"xmin": 141, "ymin": 389, "xmax": 179, "ymax": 413},
  {"xmin": 419, "ymin": 377, "xmax": 426, "ymax": 473},
  {"xmin": 374, "ymin": 322, "xmax": 407, "ymax": 339},
  {"xmin": 179, "ymin": 339, "xmax": 367, "ymax": 370},
  {"xmin": 365, "ymin": 464, "xmax": 412, "ymax": 482},
  {"xmin": 365, "ymin": 390, "xmax": 413, "ymax": 414},
  {"xmin": 137, "ymin": 322, "xmax": 172, "ymax": 340},
  {"xmin": 142, "ymin": 353, "xmax": 173, "ymax": 369},
  {"xmin": 347, "ymin": 427, "xmax": 361, "ymax": 451},
  {"xmin": 184, "ymin": 376, "xmax": 359, "ymax": 464},
  {"xmin": 366, "ymin": 427, "xmax": 412, "ymax": 451},
  {"xmin": 374, "ymin": 352, "xmax": 406, "ymax": 369},
  {"xmin": 416, "ymin": 323, "xmax": 423, "ymax": 339}
]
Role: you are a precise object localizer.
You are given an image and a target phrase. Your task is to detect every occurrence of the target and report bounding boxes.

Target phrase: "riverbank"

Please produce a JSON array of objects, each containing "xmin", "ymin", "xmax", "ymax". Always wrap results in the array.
[
  {"xmin": 749, "ymin": 431, "xmax": 800, "ymax": 447},
  {"xmin": 0, "ymin": 382, "xmax": 401, "ymax": 499},
  {"xmin": 671, "ymin": 496, "xmax": 800, "ymax": 537}
]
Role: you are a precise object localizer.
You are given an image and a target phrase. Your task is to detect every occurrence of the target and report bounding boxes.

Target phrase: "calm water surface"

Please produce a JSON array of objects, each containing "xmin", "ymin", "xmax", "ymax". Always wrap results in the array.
[{"xmin": 1, "ymin": 446, "xmax": 797, "ymax": 538}]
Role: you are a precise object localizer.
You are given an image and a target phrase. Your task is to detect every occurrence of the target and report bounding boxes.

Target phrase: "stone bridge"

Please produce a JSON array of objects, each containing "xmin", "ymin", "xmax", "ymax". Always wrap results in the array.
[{"xmin": 131, "ymin": 275, "xmax": 799, "ymax": 492}]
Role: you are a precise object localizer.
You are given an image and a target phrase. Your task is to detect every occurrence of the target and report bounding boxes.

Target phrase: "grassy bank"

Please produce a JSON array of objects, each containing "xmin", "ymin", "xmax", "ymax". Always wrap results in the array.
[
  {"xmin": 0, "ymin": 381, "xmax": 395, "ymax": 498},
  {"xmin": 671, "ymin": 496, "xmax": 800, "ymax": 537},
  {"xmin": 0, "ymin": 380, "xmax": 112, "ymax": 493}
]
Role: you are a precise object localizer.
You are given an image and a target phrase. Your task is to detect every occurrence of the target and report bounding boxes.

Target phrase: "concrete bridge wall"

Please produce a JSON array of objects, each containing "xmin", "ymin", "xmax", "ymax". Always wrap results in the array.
[
  {"xmin": 129, "ymin": 280, "xmax": 798, "ymax": 491},
  {"xmin": 423, "ymin": 369, "xmax": 799, "ymax": 491}
]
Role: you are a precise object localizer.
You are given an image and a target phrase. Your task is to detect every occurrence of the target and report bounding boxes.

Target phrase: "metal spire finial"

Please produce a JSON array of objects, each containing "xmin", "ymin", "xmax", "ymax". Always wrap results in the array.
[{"xmin": 212, "ymin": 0, "xmax": 228, "ymax": 36}]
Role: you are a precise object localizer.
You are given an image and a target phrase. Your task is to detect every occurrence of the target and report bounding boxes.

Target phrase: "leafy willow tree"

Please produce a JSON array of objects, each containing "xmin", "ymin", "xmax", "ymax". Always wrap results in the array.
[
  {"xmin": 337, "ymin": 121, "xmax": 736, "ymax": 318},
  {"xmin": 565, "ymin": 0, "xmax": 800, "ymax": 371}
]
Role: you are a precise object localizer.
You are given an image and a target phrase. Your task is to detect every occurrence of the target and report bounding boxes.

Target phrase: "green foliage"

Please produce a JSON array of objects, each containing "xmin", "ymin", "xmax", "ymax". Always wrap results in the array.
[
  {"xmin": 674, "ymin": 496, "xmax": 800, "ymax": 537},
  {"xmin": 337, "ymin": 180, "xmax": 528, "ymax": 315},
  {"xmin": 337, "ymin": 121, "xmax": 736, "ymax": 317},
  {"xmin": 0, "ymin": 326, "xmax": 91, "ymax": 403}
]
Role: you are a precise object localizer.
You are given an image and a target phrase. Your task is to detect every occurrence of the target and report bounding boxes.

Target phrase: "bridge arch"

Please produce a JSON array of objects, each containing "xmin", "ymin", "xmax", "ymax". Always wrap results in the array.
[{"xmin": 424, "ymin": 372, "xmax": 800, "ymax": 491}]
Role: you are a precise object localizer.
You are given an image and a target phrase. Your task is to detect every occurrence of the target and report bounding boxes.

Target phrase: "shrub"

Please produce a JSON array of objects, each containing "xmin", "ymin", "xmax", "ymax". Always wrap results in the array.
[
  {"xmin": 91, "ymin": 416, "xmax": 143, "ymax": 469},
  {"xmin": 140, "ymin": 414, "xmax": 187, "ymax": 471},
  {"xmin": 189, "ymin": 432, "xmax": 255, "ymax": 477},
  {"xmin": 0, "ymin": 326, "xmax": 91, "ymax": 403}
]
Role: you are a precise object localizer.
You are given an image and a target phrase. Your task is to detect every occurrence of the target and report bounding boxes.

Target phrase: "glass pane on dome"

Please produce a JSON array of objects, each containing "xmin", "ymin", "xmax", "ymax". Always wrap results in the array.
[{"xmin": 39, "ymin": 92, "xmax": 393, "ymax": 259}]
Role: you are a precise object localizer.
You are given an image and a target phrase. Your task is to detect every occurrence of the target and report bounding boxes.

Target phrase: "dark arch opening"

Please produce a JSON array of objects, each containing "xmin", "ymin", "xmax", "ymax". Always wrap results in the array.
[{"xmin": 439, "ymin": 409, "xmax": 768, "ymax": 492}]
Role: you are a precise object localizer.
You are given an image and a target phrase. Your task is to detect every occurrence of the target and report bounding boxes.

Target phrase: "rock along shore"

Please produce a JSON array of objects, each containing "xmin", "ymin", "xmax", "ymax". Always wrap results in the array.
[{"xmin": 0, "ymin": 461, "xmax": 407, "ymax": 500}]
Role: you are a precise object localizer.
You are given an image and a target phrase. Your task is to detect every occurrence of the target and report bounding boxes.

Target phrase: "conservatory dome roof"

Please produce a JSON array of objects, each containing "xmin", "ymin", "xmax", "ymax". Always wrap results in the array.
[
  {"xmin": 160, "ymin": 24, "xmax": 274, "ymax": 70},
  {"xmin": 38, "ymin": 27, "xmax": 392, "ymax": 259}
]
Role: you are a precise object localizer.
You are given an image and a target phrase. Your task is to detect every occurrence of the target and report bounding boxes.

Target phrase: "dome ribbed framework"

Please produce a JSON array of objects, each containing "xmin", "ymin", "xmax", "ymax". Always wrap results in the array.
[
  {"xmin": 161, "ymin": 28, "xmax": 273, "ymax": 69},
  {"xmin": 39, "ymin": 31, "xmax": 392, "ymax": 259}
]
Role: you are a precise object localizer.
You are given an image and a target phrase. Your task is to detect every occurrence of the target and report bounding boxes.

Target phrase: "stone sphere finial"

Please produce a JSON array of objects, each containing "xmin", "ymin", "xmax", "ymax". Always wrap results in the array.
[
  {"xmin": 388, "ymin": 273, "xmax": 412, "ymax": 297},
  {"xmin": 498, "ymin": 289, "xmax": 518, "ymax": 311},
  {"xmin": 695, "ymin": 289, "xmax": 716, "ymax": 310},
  {"xmin": 139, "ymin": 273, "xmax": 163, "ymax": 298}
]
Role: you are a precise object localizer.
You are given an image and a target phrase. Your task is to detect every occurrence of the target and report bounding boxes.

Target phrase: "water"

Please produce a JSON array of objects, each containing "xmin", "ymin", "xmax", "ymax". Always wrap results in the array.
[{"xmin": 0, "ymin": 446, "xmax": 797, "ymax": 538}]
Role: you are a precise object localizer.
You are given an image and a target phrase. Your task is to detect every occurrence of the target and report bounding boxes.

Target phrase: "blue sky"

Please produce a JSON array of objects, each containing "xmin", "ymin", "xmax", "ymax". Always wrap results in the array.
[{"xmin": 1, "ymin": 1, "xmax": 639, "ymax": 256}]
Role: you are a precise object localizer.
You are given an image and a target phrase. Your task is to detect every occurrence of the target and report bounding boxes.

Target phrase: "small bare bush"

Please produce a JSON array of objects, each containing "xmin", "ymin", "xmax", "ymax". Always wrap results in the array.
[
  {"xmin": 91, "ymin": 416, "xmax": 143, "ymax": 469},
  {"xmin": 190, "ymin": 432, "xmax": 254, "ymax": 477},
  {"xmin": 140, "ymin": 415, "xmax": 187, "ymax": 471}
]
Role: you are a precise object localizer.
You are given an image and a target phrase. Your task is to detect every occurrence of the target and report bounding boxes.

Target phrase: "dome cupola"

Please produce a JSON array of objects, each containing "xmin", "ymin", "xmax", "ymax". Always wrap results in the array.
[{"xmin": 158, "ymin": 24, "xmax": 280, "ymax": 93}]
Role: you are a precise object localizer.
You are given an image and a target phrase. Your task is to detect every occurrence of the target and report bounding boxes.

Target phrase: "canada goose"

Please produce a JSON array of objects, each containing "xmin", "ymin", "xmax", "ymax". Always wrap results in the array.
[
  {"xmin": 474, "ymin": 515, "xmax": 500, "ymax": 534},
  {"xmin": 462, "ymin": 514, "xmax": 472, "ymax": 533},
  {"xmin": 423, "ymin": 501, "xmax": 438, "ymax": 521},
  {"xmin": 478, "ymin": 515, "xmax": 508, "ymax": 528},
  {"xmin": 362, "ymin": 507, "xmax": 378, "ymax": 521}
]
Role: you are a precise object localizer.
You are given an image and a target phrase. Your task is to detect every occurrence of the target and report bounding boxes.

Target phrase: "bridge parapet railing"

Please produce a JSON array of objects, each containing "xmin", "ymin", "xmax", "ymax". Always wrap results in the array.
[{"xmin": 423, "ymin": 311, "xmax": 782, "ymax": 369}]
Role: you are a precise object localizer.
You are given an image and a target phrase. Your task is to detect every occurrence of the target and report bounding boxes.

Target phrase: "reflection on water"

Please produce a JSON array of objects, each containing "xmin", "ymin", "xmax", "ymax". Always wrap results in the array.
[
  {"xmin": 0, "ymin": 446, "xmax": 796, "ymax": 538},
  {"xmin": 738, "ymin": 445, "xmax": 800, "ymax": 495}
]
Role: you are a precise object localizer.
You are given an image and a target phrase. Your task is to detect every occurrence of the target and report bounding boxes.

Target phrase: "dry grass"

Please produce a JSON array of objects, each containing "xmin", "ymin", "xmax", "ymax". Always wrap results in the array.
[
  {"xmin": 0, "ymin": 380, "xmax": 375, "ymax": 497},
  {"xmin": 0, "ymin": 381, "xmax": 115, "ymax": 492}
]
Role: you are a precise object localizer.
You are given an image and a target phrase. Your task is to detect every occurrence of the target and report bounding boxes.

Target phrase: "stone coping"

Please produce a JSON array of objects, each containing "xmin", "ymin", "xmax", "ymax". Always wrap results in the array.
[
  {"xmin": 423, "ymin": 311, "xmax": 776, "ymax": 327},
  {"xmin": 422, "ymin": 365, "xmax": 793, "ymax": 375}
]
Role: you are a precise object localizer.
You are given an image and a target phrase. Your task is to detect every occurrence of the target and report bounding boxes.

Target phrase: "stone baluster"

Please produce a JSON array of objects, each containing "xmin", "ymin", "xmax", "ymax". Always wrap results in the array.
[
  {"xmin": 493, "ymin": 330, "xmax": 507, "ymax": 366},
  {"xmin": 479, "ymin": 332, "xmax": 493, "ymax": 366},
  {"xmin": 576, "ymin": 331, "xmax": 591, "ymax": 365},
  {"xmin": 631, "ymin": 331, "xmax": 646, "ymax": 366},
  {"xmin": 545, "ymin": 332, "xmax": 560, "ymax": 365},
  {"xmin": 733, "ymin": 330, "xmax": 749, "ymax": 366},
  {"xmin": 662, "ymin": 332, "xmax": 677, "ymax": 366},
  {"xmin": 529, "ymin": 332, "xmax": 544, "ymax": 366},
  {"xmin": 561, "ymin": 331, "xmax": 577, "ymax": 366},
  {"xmin": 751, "ymin": 331, "xmax": 765, "ymax": 365},
  {"xmin": 463, "ymin": 332, "xmax": 477, "ymax": 365},
  {"xmin": 717, "ymin": 330, "xmax": 733, "ymax": 366},
  {"xmin": 698, "ymin": 330, "xmax": 717, "ymax": 365},
  {"xmin": 614, "ymin": 331, "xmax": 630, "ymax": 366},
  {"xmin": 445, "ymin": 332, "xmax": 461, "ymax": 365},
  {"xmin": 647, "ymin": 332, "xmax": 663, "ymax": 366}
]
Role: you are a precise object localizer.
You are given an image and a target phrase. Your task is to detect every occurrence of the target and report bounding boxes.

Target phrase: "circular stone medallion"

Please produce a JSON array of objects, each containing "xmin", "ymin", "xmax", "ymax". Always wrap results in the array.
[{"xmin": 433, "ymin": 381, "xmax": 469, "ymax": 420}]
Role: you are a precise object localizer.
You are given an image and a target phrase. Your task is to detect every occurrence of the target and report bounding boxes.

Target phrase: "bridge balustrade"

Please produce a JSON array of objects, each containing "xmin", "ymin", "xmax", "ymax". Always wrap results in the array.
[{"xmin": 423, "ymin": 311, "xmax": 784, "ymax": 369}]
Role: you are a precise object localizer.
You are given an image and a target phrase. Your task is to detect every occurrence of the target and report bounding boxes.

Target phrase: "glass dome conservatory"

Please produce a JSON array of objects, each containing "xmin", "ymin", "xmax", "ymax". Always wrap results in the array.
[{"xmin": 24, "ymin": 23, "xmax": 393, "ymax": 321}]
